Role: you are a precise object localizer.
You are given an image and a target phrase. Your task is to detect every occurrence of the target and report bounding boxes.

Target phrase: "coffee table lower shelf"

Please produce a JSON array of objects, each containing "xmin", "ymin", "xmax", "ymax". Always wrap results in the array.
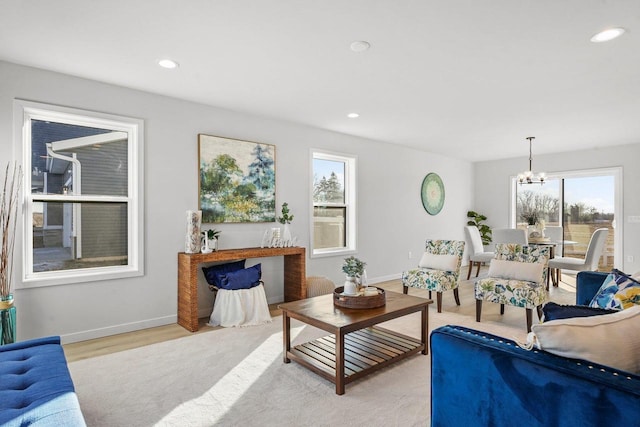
[{"xmin": 287, "ymin": 327, "xmax": 424, "ymax": 387}]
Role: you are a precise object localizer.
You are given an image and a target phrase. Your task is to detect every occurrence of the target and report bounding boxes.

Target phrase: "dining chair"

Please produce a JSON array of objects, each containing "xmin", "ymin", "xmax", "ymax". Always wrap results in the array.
[
  {"xmin": 401, "ymin": 239, "xmax": 465, "ymax": 313},
  {"xmin": 543, "ymin": 226, "xmax": 563, "ymax": 257},
  {"xmin": 475, "ymin": 244, "xmax": 550, "ymax": 332},
  {"xmin": 464, "ymin": 226, "xmax": 494, "ymax": 279},
  {"xmin": 548, "ymin": 228, "xmax": 609, "ymax": 285},
  {"xmin": 492, "ymin": 228, "xmax": 528, "ymax": 245}
]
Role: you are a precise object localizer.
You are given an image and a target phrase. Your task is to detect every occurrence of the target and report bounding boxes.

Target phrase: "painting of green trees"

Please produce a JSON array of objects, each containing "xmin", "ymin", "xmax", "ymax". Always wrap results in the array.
[{"xmin": 198, "ymin": 134, "xmax": 275, "ymax": 223}]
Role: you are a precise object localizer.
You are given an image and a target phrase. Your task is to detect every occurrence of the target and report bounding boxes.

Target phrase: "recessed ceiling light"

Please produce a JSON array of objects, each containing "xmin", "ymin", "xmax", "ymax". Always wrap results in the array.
[
  {"xmin": 350, "ymin": 41, "xmax": 371, "ymax": 53},
  {"xmin": 590, "ymin": 28, "xmax": 626, "ymax": 43},
  {"xmin": 158, "ymin": 59, "xmax": 179, "ymax": 69},
  {"xmin": 347, "ymin": 113, "xmax": 360, "ymax": 118}
]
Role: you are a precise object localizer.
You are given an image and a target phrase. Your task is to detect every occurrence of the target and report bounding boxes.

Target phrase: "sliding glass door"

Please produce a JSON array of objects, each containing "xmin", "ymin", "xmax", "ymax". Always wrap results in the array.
[
  {"xmin": 562, "ymin": 175, "xmax": 615, "ymax": 270},
  {"xmin": 512, "ymin": 168, "xmax": 620, "ymax": 271}
]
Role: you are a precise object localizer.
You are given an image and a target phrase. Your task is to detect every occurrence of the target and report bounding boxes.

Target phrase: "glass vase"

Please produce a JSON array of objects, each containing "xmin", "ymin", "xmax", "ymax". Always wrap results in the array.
[{"xmin": 0, "ymin": 294, "xmax": 16, "ymax": 345}]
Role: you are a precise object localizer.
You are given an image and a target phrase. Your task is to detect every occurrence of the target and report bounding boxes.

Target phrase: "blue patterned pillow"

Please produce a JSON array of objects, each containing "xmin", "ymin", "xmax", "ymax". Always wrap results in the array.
[
  {"xmin": 218, "ymin": 264, "xmax": 262, "ymax": 290},
  {"xmin": 202, "ymin": 259, "xmax": 246, "ymax": 289},
  {"xmin": 589, "ymin": 269, "xmax": 640, "ymax": 310},
  {"xmin": 542, "ymin": 302, "xmax": 617, "ymax": 321}
]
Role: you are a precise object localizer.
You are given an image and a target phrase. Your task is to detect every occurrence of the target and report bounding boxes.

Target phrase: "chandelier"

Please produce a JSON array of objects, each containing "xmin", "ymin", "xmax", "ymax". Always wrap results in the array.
[{"xmin": 518, "ymin": 137, "xmax": 545, "ymax": 185}]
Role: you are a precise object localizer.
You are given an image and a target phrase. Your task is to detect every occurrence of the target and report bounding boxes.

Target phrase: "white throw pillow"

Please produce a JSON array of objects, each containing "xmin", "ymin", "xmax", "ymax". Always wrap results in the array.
[
  {"xmin": 488, "ymin": 259, "xmax": 544, "ymax": 283},
  {"xmin": 530, "ymin": 305, "xmax": 640, "ymax": 374},
  {"xmin": 418, "ymin": 253, "xmax": 458, "ymax": 271}
]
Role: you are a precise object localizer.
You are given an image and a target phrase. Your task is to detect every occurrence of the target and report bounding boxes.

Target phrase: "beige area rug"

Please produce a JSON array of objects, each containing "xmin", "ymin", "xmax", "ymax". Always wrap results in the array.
[{"xmin": 69, "ymin": 279, "xmax": 576, "ymax": 427}]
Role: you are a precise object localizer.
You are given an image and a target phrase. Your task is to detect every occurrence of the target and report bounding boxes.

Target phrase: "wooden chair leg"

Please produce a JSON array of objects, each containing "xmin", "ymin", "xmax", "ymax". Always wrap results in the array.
[
  {"xmin": 467, "ymin": 262, "xmax": 473, "ymax": 280},
  {"xmin": 453, "ymin": 288, "xmax": 461, "ymax": 306},
  {"xmin": 526, "ymin": 308, "xmax": 533, "ymax": 333},
  {"xmin": 475, "ymin": 262, "xmax": 481, "ymax": 277},
  {"xmin": 500, "ymin": 304, "xmax": 505, "ymax": 315},
  {"xmin": 436, "ymin": 292, "xmax": 443, "ymax": 313},
  {"xmin": 546, "ymin": 268, "xmax": 550, "ymax": 291},
  {"xmin": 476, "ymin": 300, "xmax": 482, "ymax": 322},
  {"xmin": 402, "ymin": 285, "xmax": 408, "ymax": 295},
  {"xmin": 536, "ymin": 305, "xmax": 543, "ymax": 320},
  {"xmin": 428, "ymin": 291, "xmax": 432, "ymax": 299}
]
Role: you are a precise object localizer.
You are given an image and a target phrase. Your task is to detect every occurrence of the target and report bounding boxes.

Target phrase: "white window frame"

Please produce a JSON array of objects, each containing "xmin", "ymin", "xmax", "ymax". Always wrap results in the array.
[
  {"xmin": 14, "ymin": 99, "xmax": 144, "ymax": 287},
  {"xmin": 310, "ymin": 149, "xmax": 357, "ymax": 257}
]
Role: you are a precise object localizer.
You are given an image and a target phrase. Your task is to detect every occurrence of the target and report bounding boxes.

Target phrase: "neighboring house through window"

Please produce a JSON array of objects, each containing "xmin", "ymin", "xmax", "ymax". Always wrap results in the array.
[
  {"xmin": 15, "ymin": 100, "xmax": 144, "ymax": 287},
  {"xmin": 311, "ymin": 150, "xmax": 356, "ymax": 256}
]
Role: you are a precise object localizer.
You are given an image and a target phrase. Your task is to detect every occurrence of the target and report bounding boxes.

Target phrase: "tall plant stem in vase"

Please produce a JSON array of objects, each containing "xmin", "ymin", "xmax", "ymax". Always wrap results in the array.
[{"xmin": 1, "ymin": 162, "xmax": 22, "ymax": 345}]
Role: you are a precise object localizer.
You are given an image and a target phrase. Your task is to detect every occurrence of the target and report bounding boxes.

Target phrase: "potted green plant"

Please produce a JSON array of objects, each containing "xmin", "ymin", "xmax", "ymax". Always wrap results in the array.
[
  {"xmin": 1, "ymin": 163, "xmax": 21, "ymax": 345},
  {"xmin": 521, "ymin": 211, "xmax": 539, "ymax": 226},
  {"xmin": 201, "ymin": 228, "xmax": 221, "ymax": 252},
  {"xmin": 278, "ymin": 202, "xmax": 294, "ymax": 246},
  {"xmin": 342, "ymin": 256, "xmax": 367, "ymax": 295},
  {"xmin": 467, "ymin": 211, "xmax": 492, "ymax": 246}
]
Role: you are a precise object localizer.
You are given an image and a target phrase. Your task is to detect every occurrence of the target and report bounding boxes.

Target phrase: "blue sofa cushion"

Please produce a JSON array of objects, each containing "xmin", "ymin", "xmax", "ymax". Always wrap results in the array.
[
  {"xmin": 431, "ymin": 325, "xmax": 640, "ymax": 427},
  {"xmin": 0, "ymin": 336, "xmax": 85, "ymax": 426},
  {"xmin": 202, "ymin": 259, "xmax": 246, "ymax": 289},
  {"xmin": 542, "ymin": 301, "xmax": 617, "ymax": 321},
  {"xmin": 590, "ymin": 269, "xmax": 640, "ymax": 310},
  {"xmin": 218, "ymin": 264, "xmax": 262, "ymax": 290}
]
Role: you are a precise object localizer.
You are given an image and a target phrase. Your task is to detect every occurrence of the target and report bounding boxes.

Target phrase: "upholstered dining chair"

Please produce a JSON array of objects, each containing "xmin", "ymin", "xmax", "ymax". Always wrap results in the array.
[
  {"xmin": 492, "ymin": 228, "xmax": 528, "ymax": 245},
  {"xmin": 543, "ymin": 226, "xmax": 563, "ymax": 257},
  {"xmin": 475, "ymin": 243, "xmax": 550, "ymax": 332},
  {"xmin": 464, "ymin": 226, "xmax": 494, "ymax": 279},
  {"xmin": 402, "ymin": 239, "xmax": 465, "ymax": 313},
  {"xmin": 548, "ymin": 228, "xmax": 609, "ymax": 286}
]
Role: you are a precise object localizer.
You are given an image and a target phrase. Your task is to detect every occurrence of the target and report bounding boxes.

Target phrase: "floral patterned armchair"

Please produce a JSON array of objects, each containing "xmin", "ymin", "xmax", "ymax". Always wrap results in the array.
[
  {"xmin": 401, "ymin": 239, "xmax": 465, "ymax": 313},
  {"xmin": 475, "ymin": 243, "xmax": 550, "ymax": 332}
]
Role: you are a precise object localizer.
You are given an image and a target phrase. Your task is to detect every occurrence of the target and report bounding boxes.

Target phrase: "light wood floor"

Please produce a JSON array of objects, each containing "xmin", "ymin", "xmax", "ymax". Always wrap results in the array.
[{"xmin": 63, "ymin": 271, "xmax": 577, "ymax": 363}]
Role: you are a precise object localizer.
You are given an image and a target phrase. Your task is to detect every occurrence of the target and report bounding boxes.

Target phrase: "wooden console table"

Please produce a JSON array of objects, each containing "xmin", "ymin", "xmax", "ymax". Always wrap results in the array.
[{"xmin": 177, "ymin": 246, "xmax": 306, "ymax": 332}]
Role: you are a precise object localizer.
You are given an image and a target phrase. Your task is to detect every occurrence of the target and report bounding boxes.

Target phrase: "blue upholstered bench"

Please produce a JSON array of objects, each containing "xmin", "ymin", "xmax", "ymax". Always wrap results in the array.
[{"xmin": 0, "ymin": 336, "xmax": 85, "ymax": 426}]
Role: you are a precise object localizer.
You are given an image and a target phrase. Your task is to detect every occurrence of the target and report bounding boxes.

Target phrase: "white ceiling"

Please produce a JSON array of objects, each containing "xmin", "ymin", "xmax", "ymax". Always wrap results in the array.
[{"xmin": 1, "ymin": 0, "xmax": 639, "ymax": 162}]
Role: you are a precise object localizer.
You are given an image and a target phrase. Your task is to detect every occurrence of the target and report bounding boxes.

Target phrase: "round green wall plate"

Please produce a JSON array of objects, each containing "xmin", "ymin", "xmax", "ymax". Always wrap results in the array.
[{"xmin": 421, "ymin": 173, "xmax": 445, "ymax": 215}]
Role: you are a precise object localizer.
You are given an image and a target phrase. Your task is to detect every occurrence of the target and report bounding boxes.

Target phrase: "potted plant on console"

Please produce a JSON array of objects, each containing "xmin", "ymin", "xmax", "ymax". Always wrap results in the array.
[
  {"xmin": 201, "ymin": 228, "xmax": 221, "ymax": 253},
  {"xmin": 278, "ymin": 202, "xmax": 294, "ymax": 246}
]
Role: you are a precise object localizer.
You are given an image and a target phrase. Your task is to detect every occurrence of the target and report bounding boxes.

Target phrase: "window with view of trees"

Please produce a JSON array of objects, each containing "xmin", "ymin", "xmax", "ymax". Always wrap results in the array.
[
  {"xmin": 513, "ymin": 171, "xmax": 618, "ymax": 271},
  {"xmin": 311, "ymin": 151, "xmax": 356, "ymax": 256},
  {"xmin": 16, "ymin": 100, "xmax": 144, "ymax": 287}
]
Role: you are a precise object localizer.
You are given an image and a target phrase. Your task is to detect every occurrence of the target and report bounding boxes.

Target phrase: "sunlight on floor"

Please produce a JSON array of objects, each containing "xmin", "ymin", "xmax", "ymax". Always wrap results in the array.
[{"xmin": 155, "ymin": 325, "xmax": 306, "ymax": 426}]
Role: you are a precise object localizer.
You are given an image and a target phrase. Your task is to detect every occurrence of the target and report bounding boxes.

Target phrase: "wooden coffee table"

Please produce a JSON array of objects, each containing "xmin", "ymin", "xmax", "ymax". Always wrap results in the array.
[{"xmin": 278, "ymin": 290, "xmax": 433, "ymax": 395}]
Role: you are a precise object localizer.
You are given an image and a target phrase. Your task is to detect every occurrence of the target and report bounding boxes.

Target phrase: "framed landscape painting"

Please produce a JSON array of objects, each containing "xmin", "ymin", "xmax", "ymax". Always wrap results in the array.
[{"xmin": 198, "ymin": 134, "xmax": 276, "ymax": 223}]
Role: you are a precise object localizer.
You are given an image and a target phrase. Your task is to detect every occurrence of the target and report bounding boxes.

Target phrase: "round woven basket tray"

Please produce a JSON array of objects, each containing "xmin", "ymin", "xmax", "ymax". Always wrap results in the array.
[{"xmin": 333, "ymin": 286, "xmax": 386, "ymax": 309}]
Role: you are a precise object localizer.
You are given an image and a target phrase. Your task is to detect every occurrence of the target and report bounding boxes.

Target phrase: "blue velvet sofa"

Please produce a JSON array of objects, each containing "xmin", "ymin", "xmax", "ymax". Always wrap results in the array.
[
  {"xmin": 0, "ymin": 336, "xmax": 85, "ymax": 426},
  {"xmin": 431, "ymin": 271, "xmax": 640, "ymax": 427}
]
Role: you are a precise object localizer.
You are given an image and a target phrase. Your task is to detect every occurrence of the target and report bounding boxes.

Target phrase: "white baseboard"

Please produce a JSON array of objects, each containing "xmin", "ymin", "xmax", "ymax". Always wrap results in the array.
[
  {"xmin": 61, "ymin": 314, "xmax": 177, "ymax": 344},
  {"xmin": 62, "ymin": 275, "xmax": 401, "ymax": 344},
  {"xmin": 367, "ymin": 273, "xmax": 402, "ymax": 284}
]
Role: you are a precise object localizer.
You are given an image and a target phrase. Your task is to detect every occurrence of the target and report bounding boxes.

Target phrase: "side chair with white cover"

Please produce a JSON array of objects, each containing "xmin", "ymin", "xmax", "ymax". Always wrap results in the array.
[
  {"xmin": 492, "ymin": 228, "xmax": 528, "ymax": 245},
  {"xmin": 543, "ymin": 226, "xmax": 563, "ymax": 257},
  {"xmin": 548, "ymin": 228, "xmax": 609, "ymax": 286},
  {"xmin": 464, "ymin": 226, "xmax": 494, "ymax": 279}
]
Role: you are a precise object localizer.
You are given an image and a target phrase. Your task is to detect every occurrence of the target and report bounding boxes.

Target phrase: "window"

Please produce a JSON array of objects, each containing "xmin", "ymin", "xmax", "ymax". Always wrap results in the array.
[
  {"xmin": 15, "ymin": 100, "xmax": 144, "ymax": 286},
  {"xmin": 311, "ymin": 150, "xmax": 356, "ymax": 256},
  {"xmin": 511, "ymin": 167, "xmax": 621, "ymax": 271}
]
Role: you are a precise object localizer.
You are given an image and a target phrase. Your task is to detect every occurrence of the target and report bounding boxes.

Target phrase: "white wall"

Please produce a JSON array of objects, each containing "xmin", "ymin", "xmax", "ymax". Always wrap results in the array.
[
  {"xmin": 473, "ymin": 143, "xmax": 640, "ymax": 272},
  {"xmin": 0, "ymin": 61, "xmax": 473, "ymax": 342}
]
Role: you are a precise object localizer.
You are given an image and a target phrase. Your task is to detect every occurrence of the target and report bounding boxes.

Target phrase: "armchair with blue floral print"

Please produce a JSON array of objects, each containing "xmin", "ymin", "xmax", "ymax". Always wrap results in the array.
[
  {"xmin": 401, "ymin": 239, "xmax": 465, "ymax": 313},
  {"xmin": 475, "ymin": 243, "xmax": 550, "ymax": 332}
]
